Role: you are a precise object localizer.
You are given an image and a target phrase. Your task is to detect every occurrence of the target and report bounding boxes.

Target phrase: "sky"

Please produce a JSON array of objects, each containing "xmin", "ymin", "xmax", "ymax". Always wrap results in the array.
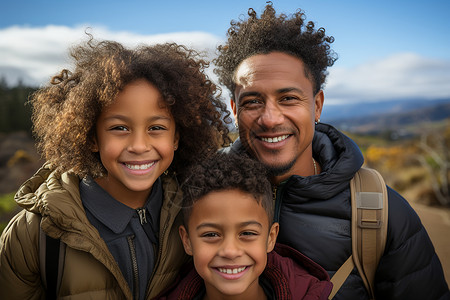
[{"xmin": 1, "ymin": 0, "xmax": 450, "ymax": 105}]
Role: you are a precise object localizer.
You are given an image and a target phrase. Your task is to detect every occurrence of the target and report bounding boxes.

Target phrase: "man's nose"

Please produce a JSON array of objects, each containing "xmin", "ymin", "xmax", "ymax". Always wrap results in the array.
[{"xmin": 257, "ymin": 100, "xmax": 284, "ymax": 129}]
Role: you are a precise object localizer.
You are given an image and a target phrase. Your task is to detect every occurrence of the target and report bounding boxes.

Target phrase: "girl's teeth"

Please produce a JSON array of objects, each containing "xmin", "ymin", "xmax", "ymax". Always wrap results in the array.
[
  {"xmin": 125, "ymin": 162, "xmax": 155, "ymax": 170},
  {"xmin": 218, "ymin": 267, "xmax": 246, "ymax": 274},
  {"xmin": 261, "ymin": 135, "xmax": 289, "ymax": 143}
]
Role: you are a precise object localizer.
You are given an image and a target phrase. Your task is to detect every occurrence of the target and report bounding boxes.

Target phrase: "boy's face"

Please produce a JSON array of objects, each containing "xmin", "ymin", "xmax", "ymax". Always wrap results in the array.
[
  {"xmin": 179, "ymin": 189, "xmax": 279, "ymax": 299},
  {"xmin": 92, "ymin": 79, "xmax": 179, "ymax": 208}
]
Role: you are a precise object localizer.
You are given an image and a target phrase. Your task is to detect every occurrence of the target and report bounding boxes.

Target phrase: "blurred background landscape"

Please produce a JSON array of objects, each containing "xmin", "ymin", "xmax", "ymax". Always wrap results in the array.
[{"xmin": 1, "ymin": 0, "xmax": 449, "ymax": 285}]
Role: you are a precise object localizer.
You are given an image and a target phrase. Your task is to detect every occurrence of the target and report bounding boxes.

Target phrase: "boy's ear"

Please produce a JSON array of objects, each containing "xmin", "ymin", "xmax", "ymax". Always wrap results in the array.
[
  {"xmin": 267, "ymin": 222, "xmax": 279, "ymax": 253},
  {"xmin": 179, "ymin": 225, "xmax": 193, "ymax": 256}
]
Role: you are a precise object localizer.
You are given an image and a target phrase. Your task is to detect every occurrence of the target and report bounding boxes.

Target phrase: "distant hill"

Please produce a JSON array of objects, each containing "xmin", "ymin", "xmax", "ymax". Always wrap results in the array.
[{"xmin": 323, "ymin": 98, "xmax": 450, "ymax": 134}]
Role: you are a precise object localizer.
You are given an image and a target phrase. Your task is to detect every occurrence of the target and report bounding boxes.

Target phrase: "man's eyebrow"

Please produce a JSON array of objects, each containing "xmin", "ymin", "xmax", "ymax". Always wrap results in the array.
[
  {"xmin": 276, "ymin": 87, "xmax": 306, "ymax": 96},
  {"xmin": 237, "ymin": 91, "xmax": 262, "ymax": 103}
]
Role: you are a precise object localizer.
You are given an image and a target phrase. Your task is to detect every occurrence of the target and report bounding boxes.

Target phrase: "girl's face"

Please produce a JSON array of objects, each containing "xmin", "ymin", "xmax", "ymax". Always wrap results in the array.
[{"xmin": 92, "ymin": 79, "xmax": 179, "ymax": 208}]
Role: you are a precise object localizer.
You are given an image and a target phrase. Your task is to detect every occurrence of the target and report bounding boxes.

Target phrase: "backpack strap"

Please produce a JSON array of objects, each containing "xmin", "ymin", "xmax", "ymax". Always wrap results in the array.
[
  {"xmin": 330, "ymin": 167, "xmax": 388, "ymax": 299},
  {"xmin": 39, "ymin": 226, "xmax": 66, "ymax": 300}
]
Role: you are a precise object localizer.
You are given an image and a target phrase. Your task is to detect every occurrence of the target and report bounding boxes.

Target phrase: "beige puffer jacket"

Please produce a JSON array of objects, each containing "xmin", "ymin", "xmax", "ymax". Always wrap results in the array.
[{"xmin": 0, "ymin": 164, "xmax": 189, "ymax": 300}]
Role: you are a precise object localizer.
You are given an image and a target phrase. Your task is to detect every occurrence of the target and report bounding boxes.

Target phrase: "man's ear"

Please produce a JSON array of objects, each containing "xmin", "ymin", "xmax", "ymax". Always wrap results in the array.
[
  {"xmin": 179, "ymin": 225, "xmax": 193, "ymax": 256},
  {"xmin": 314, "ymin": 90, "xmax": 324, "ymax": 122},
  {"xmin": 230, "ymin": 99, "xmax": 237, "ymax": 119},
  {"xmin": 267, "ymin": 222, "xmax": 279, "ymax": 253}
]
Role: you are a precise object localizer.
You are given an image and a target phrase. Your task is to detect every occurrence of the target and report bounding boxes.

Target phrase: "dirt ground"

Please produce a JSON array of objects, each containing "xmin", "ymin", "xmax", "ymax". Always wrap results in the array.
[{"xmin": 411, "ymin": 202, "xmax": 450, "ymax": 286}]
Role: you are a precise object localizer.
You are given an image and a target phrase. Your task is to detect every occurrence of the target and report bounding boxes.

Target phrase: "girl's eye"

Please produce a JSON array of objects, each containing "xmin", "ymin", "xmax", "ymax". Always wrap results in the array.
[
  {"xmin": 111, "ymin": 125, "xmax": 128, "ymax": 131},
  {"xmin": 149, "ymin": 125, "xmax": 166, "ymax": 131}
]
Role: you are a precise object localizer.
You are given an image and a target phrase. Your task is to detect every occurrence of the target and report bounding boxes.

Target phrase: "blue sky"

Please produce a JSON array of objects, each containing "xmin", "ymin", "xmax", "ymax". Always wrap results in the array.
[{"xmin": 1, "ymin": 0, "xmax": 450, "ymax": 104}]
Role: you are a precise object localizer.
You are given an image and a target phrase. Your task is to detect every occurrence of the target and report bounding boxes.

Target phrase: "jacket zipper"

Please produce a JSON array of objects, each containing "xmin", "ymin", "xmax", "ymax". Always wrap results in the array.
[
  {"xmin": 136, "ymin": 208, "xmax": 147, "ymax": 225},
  {"xmin": 127, "ymin": 235, "xmax": 139, "ymax": 300},
  {"xmin": 273, "ymin": 179, "xmax": 291, "ymax": 223}
]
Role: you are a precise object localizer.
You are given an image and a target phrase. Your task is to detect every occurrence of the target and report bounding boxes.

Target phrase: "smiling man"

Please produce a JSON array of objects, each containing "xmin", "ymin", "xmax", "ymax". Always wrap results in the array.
[{"xmin": 215, "ymin": 3, "xmax": 449, "ymax": 300}]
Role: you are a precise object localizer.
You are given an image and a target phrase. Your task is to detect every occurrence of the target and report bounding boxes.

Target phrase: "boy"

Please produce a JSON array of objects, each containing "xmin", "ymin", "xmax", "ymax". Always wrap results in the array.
[{"xmin": 156, "ymin": 153, "xmax": 332, "ymax": 299}]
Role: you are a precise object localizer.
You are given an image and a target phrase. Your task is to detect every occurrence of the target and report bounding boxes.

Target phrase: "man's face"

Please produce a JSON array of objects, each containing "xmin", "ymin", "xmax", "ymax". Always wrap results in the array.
[{"xmin": 232, "ymin": 52, "xmax": 323, "ymax": 183}]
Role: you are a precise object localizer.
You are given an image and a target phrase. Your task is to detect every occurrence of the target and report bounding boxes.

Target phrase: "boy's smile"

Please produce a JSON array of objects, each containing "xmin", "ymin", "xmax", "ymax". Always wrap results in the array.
[
  {"xmin": 92, "ymin": 79, "xmax": 179, "ymax": 208},
  {"xmin": 179, "ymin": 189, "xmax": 278, "ymax": 299}
]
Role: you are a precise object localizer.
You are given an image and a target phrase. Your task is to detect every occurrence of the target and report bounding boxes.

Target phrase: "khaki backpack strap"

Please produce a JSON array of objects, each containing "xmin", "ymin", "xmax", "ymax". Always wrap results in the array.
[
  {"xmin": 329, "ymin": 255, "xmax": 355, "ymax": 299},
  {"xmin": 351, "ymin": 167, "xmax": 388, "ymax": 299}
]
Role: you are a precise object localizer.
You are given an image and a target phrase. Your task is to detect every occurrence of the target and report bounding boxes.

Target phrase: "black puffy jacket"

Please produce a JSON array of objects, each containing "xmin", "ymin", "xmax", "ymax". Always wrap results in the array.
[{"xmin": 228, "ymin": 123, "xmax": 449, "ymax": 300}]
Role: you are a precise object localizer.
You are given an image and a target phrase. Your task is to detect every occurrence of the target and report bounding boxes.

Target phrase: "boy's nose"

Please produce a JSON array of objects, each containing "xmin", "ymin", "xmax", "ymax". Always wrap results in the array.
[{"xmin": 218, "ymin": 238, "xmax": 243, "ymax": 259}]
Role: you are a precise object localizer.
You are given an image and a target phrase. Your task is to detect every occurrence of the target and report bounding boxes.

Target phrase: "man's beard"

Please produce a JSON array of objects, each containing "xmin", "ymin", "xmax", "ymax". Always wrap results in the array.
[{"xmin": 264, "ymin": 156, "xmax": 297, "ymax": 177}]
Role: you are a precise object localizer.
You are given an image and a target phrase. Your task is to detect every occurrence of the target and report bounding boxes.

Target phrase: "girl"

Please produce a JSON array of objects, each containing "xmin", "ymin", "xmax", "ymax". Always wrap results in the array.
[{"xmin": 0, "ymin": 37, "xmax": 231, "ymax": 300}]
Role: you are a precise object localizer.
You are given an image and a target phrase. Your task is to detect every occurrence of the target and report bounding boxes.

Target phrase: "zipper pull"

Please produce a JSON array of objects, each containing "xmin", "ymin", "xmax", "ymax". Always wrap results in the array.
[{"xmin": 137, "ymin": 208, "xmax": 147, "ymax": 225}]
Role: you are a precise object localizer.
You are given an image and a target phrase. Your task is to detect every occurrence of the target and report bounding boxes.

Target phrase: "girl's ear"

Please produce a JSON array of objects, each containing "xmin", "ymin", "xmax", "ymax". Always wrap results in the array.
[
  {"xmin": 91, "ymin": 136, "xmax": 99, "ymax": 152},
  {"xmin": 173, "ymin": 131, "xmax": 180, "ymax": 151},
  {"xmin": 179, "ymin": 225, "xmax": 193, "ymax": 256},
  {"xmin": 267, "ymin": 222, "xmax": 279, "ymax": 253}
]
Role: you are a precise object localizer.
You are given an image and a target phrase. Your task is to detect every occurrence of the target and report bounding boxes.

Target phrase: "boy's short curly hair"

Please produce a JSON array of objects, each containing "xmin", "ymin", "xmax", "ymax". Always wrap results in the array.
[
  {"xmin": 31, "ymin": 37, "xmax": 232, "ymax": 178},
  {"xmin": 214, "ymin": 3, "xmax": 337, "ymax": 99},
  {"xmin": 181, "ymin": 152, "xmax": 273, "ymax": 225}
]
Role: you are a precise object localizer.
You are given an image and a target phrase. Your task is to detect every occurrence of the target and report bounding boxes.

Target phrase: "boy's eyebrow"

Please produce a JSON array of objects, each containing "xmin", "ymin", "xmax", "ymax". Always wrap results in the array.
[{"xmin": 195, "ymin": 221, "xmax": 263, "ymax": 231}]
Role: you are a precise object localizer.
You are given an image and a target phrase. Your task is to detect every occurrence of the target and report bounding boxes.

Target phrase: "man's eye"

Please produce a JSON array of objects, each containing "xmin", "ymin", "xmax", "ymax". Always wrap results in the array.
[{"xmin": 281, "ymin": 96, "xmax": 298, "ymax": 102}]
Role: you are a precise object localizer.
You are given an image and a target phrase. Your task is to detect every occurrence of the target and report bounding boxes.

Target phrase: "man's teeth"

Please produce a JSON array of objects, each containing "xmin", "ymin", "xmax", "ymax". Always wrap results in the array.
[
  {"xmin": 125, "ymin": 162, "xmax": 155, "ymax": 170},
  {"xmin": 261, "ymin": 135, "xmax": 289, "ymax": 143},
  {"xmin": 218, "ymin": 267, "xmax": 246, "ymax": 274}
]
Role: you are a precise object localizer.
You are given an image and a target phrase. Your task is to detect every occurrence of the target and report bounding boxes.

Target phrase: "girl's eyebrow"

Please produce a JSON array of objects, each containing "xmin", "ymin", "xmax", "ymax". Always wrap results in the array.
[{"xmin": 103, "ymin": 114, "xmax": 172, "ymax": 122}]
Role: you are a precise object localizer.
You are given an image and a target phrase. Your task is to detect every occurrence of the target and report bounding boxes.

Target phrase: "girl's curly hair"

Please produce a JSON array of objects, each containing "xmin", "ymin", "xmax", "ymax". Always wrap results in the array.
[
  {"xmin": 181, "ymin": 152, "xmax": 273, "ymax": 225},
  {"xmin": 214, "ymin": 3, "xmax": 338, "ymax": 99},
  {"xmin": 31, "ymin": 37, "xmax": 232, "ymax": 179}
]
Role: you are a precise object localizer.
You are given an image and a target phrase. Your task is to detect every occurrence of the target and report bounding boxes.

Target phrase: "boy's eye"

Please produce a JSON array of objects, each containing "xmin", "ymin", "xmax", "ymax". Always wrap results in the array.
[
  {"xmin": 201, "ymin": 232, "xmax": 220, "ymax": 239},
  {"xmin": 240, "ymin": 231, "xmax": 259, "ymax": 237}
]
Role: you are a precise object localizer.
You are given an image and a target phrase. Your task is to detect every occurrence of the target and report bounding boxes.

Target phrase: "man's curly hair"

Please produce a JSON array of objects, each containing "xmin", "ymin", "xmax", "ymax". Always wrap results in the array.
[
  {"xmin": 214, "ymin": 3, "xmax": 337, "ymax": 99},
  {"xmin": 181, "ymin": 152, "xmax": 273, "ymax": 225},
  {"xmin": 31, "ymin": 37, "xmax": 232, "ymax": 179}
]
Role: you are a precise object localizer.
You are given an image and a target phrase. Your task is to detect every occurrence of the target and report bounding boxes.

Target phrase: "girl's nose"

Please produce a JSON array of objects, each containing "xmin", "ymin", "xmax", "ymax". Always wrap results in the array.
[{"xmin": 128, "ymin": 132, "xmax": 150, "ymax": 153}]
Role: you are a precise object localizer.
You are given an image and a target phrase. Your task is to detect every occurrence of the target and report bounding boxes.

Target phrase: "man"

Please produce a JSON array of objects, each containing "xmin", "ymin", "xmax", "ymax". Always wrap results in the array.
[{"xmin": 215, "ymin": 4, "xmax": 449, "ymax": 299}]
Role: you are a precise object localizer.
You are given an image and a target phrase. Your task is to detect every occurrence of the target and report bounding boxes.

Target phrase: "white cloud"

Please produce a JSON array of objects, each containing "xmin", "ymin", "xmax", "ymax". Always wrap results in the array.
[
  {"xmin": 0, "ymin": 25, "xmax": 222, "ymax": 86},
  {"xmin": 2, "ymin": 26, "xmax": 450, "ymax": 105},
  {"xmin": 325, "ymin": 53, "xmax": 450, "ymax": 104}
]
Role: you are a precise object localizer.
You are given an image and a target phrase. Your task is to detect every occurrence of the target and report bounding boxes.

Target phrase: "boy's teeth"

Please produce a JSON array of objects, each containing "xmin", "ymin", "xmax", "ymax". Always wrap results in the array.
[
  {"xmin": 218, "ymin": 267, "xmax": 246, "ymax": 274},
  {"xmin": 261, "ymin": 134, "xmax": 289, "ymax": 143},
  {"xmin": 125, "ymin": 162, "xmax": 155, "ymax": 170}
]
